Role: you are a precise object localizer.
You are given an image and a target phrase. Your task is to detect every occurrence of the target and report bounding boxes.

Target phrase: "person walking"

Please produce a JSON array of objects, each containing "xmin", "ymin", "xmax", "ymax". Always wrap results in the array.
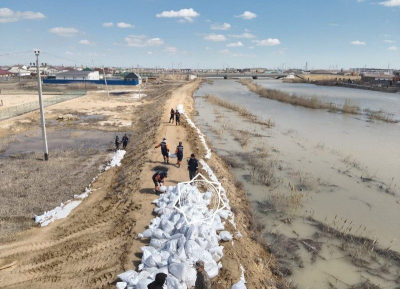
[
  {"xmin": 152, "ymin": 172, "xmax": 167, "ymax": 195},
  {"xmin": 195, "ymin": 261, "xmax": 212, "ymax": 289},
  {"xmin": 175, "ymin": 141, "xmax": 184, "ymax": 168},
  {"xmin": 155, "ymin": 138, "xmax": 170, "ymax": 164},
  {"xmin": 175, "ymin": 110, "xmax": 181, "ymax": 126},
  {"xmin": 115, "ymin": 136, "xmax": 120, "ymax": 151},
  {"xmin": 169, "ymin": 108, "xmax": 175, "ymax": 123},
  {"xmin": 188, "ymin": 153, "xmax": 199, "ymax": 180},
  {"xmin": 122, "ymin": 134, "xmax": 129, "ymax": 149},
  {"xmin": 148, "ymin": 273, "xmax": 167, "ymax": 289}
]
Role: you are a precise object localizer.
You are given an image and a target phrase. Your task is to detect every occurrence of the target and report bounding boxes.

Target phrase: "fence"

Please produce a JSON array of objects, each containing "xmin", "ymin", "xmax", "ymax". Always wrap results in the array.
[{"xmin": 0, "ymin": 90, "xmax": 86, "ymax": 121}]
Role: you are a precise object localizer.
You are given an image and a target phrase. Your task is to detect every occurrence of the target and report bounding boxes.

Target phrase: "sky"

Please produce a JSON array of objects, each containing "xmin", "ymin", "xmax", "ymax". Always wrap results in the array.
[{"xmin": 0, "ymin": 0, "xmax": 399, "ymax": 69}]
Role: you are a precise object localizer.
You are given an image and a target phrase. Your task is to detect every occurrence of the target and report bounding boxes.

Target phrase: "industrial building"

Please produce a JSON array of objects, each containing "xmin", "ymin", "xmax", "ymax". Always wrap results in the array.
[{"xmin": 55, "ymin": 70, "xmax": 100, "ymax": 80}]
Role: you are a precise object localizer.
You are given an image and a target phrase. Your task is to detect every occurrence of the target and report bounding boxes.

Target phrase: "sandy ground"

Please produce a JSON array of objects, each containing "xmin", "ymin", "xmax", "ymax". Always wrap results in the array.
[
  {"xmin": 0, "ymin": 94, "xmax": 57, "ymax": 110},
  {"xmin": 0, "ymin": 80, "xmax": 280, "ymax": 288}
]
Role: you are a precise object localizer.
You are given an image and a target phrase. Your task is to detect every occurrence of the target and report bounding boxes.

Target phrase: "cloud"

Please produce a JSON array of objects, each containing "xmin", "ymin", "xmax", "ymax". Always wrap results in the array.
[
  {"xmin": 230, "ymin": 32, "xmax": 256, "ymax": 39},
  {"xmin": 0, "ymin": 7, "xmax": 45, "ymax": 23},
  {"xmin": 211, "ymin": 22, "xmax": 231, "ymax": 30},
  {"xmin": 383, "ymin": 39, "xmax": 396, "ymax": 43},
  {"xmin": 147, "ymin": 51, "xmax": 153, "ymax": 55},
  {"xmin": 350, "ymin": 40, "xmax": 366, "ymax": 45},
  {"xmin": 204, "ymin": 34, "xmax": 227, "ymax": 41},
  {"xmin": 388, "ymin": 46, "xmax": 398, "ymax": 51},
  {"xmin": 164, "ymin": 46, "xmax": 178, "ymax": 53},
  {"xmin": 125, "ymin": 35, "xmax": 164, "ymax": 47},
  {"xmin": 235, "ymin": 11, "xmax": 257, "ymax": 20},
  {"xmin": 79, "ymin": 39, "xmax": 95, "ymax": 45},
  {"xmin": 218, "ymin": 49, "xmax": 257, "ymax": 57},
  {"xmin": 218, "ymin": 49, "xmax": 231, "ymax": 55},
  {"xmin": 379, "ymin": 0, "xmax": 400, "ymax": 6},
  {"xmin": 102, "ymin": 22, "xmax": 114, "ymax": 27},
  {"xmin": 156, "ymin": 8, "xmax": 199, "ymax": 22},
  {"xmin": 117, "ymin": 22, "xmax": 134, "ymax": 28},
  {"xmin": 49, "ymin": 27, "xmax": 79, "ymax": 37},
  {"xmin": 227, "ymin": 41, "xmax": 243, "ymax": 47},
  {"xmin": 253, "ymin": 38, "xmax": 281, "ymax": 46}
]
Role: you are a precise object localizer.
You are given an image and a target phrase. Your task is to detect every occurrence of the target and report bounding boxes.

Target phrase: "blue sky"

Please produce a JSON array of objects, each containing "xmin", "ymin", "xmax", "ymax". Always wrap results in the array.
[{"xmin": 0, "ymin": 0, "xmax": 399, "ymax": 69}]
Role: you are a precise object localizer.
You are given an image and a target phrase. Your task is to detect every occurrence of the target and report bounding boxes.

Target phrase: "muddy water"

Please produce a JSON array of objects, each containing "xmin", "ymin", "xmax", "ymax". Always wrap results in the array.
[
  {"xmin": 255, "ymin": 79, "xmax": 400, "ymax": 117},
  {"xmin": 194, "ymin": 80, "xmax": 400, "ymax": 288}
]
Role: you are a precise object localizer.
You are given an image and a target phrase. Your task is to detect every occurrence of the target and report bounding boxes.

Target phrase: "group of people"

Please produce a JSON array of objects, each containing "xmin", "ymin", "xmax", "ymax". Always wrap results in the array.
[
  {"xmin": 115, "ymin": 134, "xmax": 129, "ymax": 151},
  {"xmin": 169, "ymin": 108, "xmax": 181, "ymax": 126},
  {"xmin": 153, "ymin": 138, "xmax": 199, "ymax": 195},
  {"xmin": 147, "ymin": 261, "xmax": 212, "ymax": 289}
]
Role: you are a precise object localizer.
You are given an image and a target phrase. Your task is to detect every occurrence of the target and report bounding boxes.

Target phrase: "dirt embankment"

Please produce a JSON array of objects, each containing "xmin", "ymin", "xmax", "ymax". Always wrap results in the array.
[{"xmin": 0, "ymin": 79, "xmax": 282, "ymax": 289}]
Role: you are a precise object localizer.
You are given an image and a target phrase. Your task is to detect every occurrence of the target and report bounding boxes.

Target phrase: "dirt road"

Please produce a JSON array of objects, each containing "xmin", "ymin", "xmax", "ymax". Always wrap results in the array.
[{"xmin": 0, "ymin": 80, "xmax": 280, "ymax": 289}]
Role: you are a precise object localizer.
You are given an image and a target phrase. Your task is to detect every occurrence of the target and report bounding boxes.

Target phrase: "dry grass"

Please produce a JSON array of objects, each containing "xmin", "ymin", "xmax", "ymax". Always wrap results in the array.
[
  {"xmin": 365, "ymin": 109, "xmax": 399, "ymax": 123},
  {"xmin": 0, "ymin": 148, "xmax": 104, "ymax": 235},
  {"xmin": 205, "ymin": 94, "xmax": 274, "ymax": 127},
  {"xmin": 249, "ymin": 160, "xmax": 279, "ymax": 187}
]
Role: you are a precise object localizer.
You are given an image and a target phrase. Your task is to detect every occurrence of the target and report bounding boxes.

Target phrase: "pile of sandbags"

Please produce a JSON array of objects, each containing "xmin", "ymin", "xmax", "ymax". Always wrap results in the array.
[{"xmin": 117, "ymin": 183, "xmax": 232, "ymax": 289}]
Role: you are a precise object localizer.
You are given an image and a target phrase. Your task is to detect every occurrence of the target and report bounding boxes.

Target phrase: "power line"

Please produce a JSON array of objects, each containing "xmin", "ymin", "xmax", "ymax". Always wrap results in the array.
[
  {"xmin": 0, "ymin": 51, "xmax": 32, "ymax": 57},
  {"xmin": 41, "ymin": 51, "xmax": 102, "ymax": 67}
]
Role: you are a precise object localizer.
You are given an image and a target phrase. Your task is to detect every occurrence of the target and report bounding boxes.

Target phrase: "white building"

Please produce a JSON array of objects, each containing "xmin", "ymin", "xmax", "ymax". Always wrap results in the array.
[
  {"xmin": 9, "ymin": 66, "xmax": 31, "ymax": 76},
  {"xmin": 55, "ymin": 70, "xmax": 100, "ymax": 80}
]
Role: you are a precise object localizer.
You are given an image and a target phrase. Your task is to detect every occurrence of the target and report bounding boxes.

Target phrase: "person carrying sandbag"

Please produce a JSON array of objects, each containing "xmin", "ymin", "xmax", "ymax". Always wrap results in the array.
[
  {"xmin": 152, "ymin": 171, "xmax": 167, "ymax": 195},
  {"xmin": 155, "ymin": 138, "xmax": 170, "ymax": 164},
  {"xmin": 169, "ymin": 108, "xmax": 175, "ymax": 123}
]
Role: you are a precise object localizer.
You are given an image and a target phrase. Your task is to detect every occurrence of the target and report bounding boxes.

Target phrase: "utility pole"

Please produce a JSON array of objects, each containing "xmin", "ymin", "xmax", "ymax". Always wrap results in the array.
[
  {"xmin": 34, "ymin": 49, "xmax": 49, "ymax": 161},
  {"xmin": 102, "ymin": 66, "xmax": 109, "ymax": 100}
]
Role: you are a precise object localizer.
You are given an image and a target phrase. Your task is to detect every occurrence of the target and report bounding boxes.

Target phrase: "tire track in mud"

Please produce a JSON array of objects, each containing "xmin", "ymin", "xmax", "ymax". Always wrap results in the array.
[{"xmin": 0, "ymin": 87, "xmax": 175, "ymax": 289}]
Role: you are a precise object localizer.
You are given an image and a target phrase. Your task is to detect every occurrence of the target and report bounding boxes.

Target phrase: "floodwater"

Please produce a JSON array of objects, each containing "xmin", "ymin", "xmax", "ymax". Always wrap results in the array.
[
  {"xmin": 255, "ymin": 79, "xmax": 400, "ymax": 117},
  {"xmin": 193, "ymin": 80, "xmax": 400, "ymax": 289}
]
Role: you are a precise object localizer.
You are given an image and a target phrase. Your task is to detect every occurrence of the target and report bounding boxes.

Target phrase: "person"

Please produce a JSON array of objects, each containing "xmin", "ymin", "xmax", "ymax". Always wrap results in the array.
[
  {"xmin": 155, "ymin": 138, "xmax": 170, "ymax": 163},
  {"xmin": 175, "ymin": 141, "xmax": 184, "ymax": 168},
  {"xmin": 169, "ymin": 108, "xmax": 175, "ymax": 123},
  {"xmin": 175, "ymin": 110, "xmax": 181, "ymax": 126},
  {"xmin": 115, "ymin": 136, "xmax": 120, "ymax": 151},
  {"xmin": 148, "ymin": 273, "xmax": 167, "ymax": 289},
  {"xmin": 188, "ymin": 153, "xmax": 199, "ymax": 180},
  {"xmin": 152, "ymin": 171, "xmax": 167, "ymax": 195},
  {"xmin": 195, "ymin": 261, "xmax": 212, "ymax": 289},
  {"xmin": 122, "ymin": 134, "xmax": 129, "ymax": 149}
]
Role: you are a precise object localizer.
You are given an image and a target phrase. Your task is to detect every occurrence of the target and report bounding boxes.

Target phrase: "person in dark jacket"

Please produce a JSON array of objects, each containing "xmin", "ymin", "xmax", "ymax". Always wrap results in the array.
[
  {"xmin": 115, "ymin": 136, "xmax": 120, "ymax": 151},
  {"xmin": 188, "ymin": 153, "xmax": 199, "ymax": 180},
  {"xmin": 175, "ymin": 141, "xmax": 184, "ymax": 168},
  {"xmin": 152, "ymin": 172, "xmax": 167, "ymax": 194},
  {"xmin": 195, "ymin": 261, "xmax": 212, "ymax": 289},
  {"xmin": 169, "ymin": 108, "xmax": 175, "ymax": 123},
  {"xmin": 148, "ymin": 273, "xmax": 167, "ymax": 289},
  {"xmin": 154, "ymin": 138, "xmax": 170, "ymax": 163},
  {"xmin": 175, "ymin": 110, "xmax": 181, "ymax": 126},
  {"xmin": 122, "ymin": 134, "xmax": 129, "ymax": 149}
]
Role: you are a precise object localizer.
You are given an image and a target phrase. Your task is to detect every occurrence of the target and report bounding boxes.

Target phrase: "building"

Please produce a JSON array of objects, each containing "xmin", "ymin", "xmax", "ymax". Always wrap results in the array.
[
  {"xmin": 0, "ymin": 69, "xmax": 14, "ymax": 78},
  {"xmin": 8, "ymin": 66, "xmax": 31, "ymax": 76},
  {"xmin": 123, "ymin": 72, "xmax": 142, "ymax": 84},
  {"xmin": 55, "ymin": 70, "xmax": 100, "ymax": 80},
  {"xmin": 361, "ymin": 74, "xmax": 395, "ymax": 86}
]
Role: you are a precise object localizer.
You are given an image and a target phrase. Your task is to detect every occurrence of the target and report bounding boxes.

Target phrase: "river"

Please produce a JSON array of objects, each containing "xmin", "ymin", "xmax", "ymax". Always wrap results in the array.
[{"xmin": 193, "ymin": 79, "xmax": 400, "ymax": 289}]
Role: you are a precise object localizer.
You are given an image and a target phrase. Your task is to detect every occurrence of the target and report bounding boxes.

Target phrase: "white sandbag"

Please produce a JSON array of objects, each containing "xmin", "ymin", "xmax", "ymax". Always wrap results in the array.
[
  {"xmin": 219, "ymin": 231, "xmax": 233, "ymax": 241},
  {"xmin": 184, "ymin": 266, "xmax": 197, "ymax": 288},
  {"xmin": 218, "ymin": 210, "xmax": 230, "ymax": 220},
  {"xmin": 195, "ymin": 237, "xmax": 209, "ymax": 250},
  {"xmin": 169, "ymin": 153, "xmax": 177, "ymax": 158},
  {"xmin": 169, "ymin": 262, "xmax": 186, "ymax": 281},
  {"xmin": 116, "ymin": 282, "xmax": 127, "ymax": 289},
  {"xmin": 232, "ymin": 281, "xmax": 247, "ymax": 289},
  {"xmin": 160, "ymin": 219, "xmax": 175, "ymax": 235},
  {"xmin": 142, "ymin": 229, "xmax": 152, "ymax": 238},
  {"xmin": 209, "ymin": 246, "xmax": 224, "ymax": 262},
  {"xmin": 159, "ymin": 186, "xmax": 167, "ymax": 193},
  {"xmin": 144, "ymin": 254, "xmax": 162, "ymax": 268},
  {"xmin": 134, "ymin": 277, "xmax": 153, "ymax": 289},
  {"xmin": 185, "ymin": 224, "xmax": 199, "ymax": 240},
  {"xmin": 149, "ymin": 238, "xmax": 166, "ymax": 249},
  {"xmin": 166, "ymin": 275, "xmax": 182, "ymax": 289},
  {"xmin": 206, "ymin": 262, "xmax": 219, "ymax": 279},
  {"xmin": 118, "ymin": 270, "xmax": 137, "ymax": 285},
  {"xmin": 184, "ymin": 240, "xmax": 203, "ymax": 259},
  {"xmin": 153, "ymin": 229, "xmax": 170, "ymax": 239}
]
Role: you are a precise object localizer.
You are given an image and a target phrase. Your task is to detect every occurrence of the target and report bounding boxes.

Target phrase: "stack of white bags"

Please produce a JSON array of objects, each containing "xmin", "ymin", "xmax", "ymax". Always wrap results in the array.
[{"xmin": 117, "ymin": 183, "xmax": 233, "ymax": 289}]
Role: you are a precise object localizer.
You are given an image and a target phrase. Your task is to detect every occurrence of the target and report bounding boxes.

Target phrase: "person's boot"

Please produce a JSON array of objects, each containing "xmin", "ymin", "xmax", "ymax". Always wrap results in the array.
[{"xmin": 167, "ymin": 159, "xmax": 169, "ymax": 164}]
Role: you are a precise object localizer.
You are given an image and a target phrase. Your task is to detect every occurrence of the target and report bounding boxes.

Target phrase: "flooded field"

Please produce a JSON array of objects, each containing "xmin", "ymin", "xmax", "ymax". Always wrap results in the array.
[{"xmin": 194, "ymin": 80, "xmax": 400, "ymax": 288}]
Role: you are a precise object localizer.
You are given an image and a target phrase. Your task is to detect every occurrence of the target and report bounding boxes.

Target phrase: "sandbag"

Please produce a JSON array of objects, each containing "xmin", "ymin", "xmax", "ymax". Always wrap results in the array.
[
  {"xmin": 134, "ymin": 278, "xmax": 153, "ymax": 289},
  {"xmin": 232, "ymin": 280, "xmax": 247, "ymax": 289},
  {"xmin": 166, "ymin": 275, "xmax": 181, "ymax": 289},
  {"xmin": 219, "ymin": 231, "xmax": 233, "ymax": 241},
  {"xmin": 149, "ymin": 238, "xmax": 166, "ymax": 249},
  {"xmin": 184, "ymin": 266, "xmax": 197, "ymax": 288},
  {"xmin": 169, "ymin": 262, "xmax": 186, "ymax": 281},
  {"xmin": 142, "ymin": 229, "xmax": 152, "ymax": 238},
  {"xmin": 144, "ymin": 254, "xmax": 162, "ymax": 268},
  {"xmin": 116, "ymin": 282, "xmax": 127, "ymax": 289},
  {"xmin": 117, "ymin": 270, "xmax": 137, "ymax": 285}
]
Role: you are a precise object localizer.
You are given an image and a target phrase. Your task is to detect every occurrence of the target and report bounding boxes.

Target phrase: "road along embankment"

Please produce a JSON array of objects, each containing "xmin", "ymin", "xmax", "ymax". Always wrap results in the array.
[{"xmin": 117, "ymin": 79, "xmax": 285, "ymax": 289}]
